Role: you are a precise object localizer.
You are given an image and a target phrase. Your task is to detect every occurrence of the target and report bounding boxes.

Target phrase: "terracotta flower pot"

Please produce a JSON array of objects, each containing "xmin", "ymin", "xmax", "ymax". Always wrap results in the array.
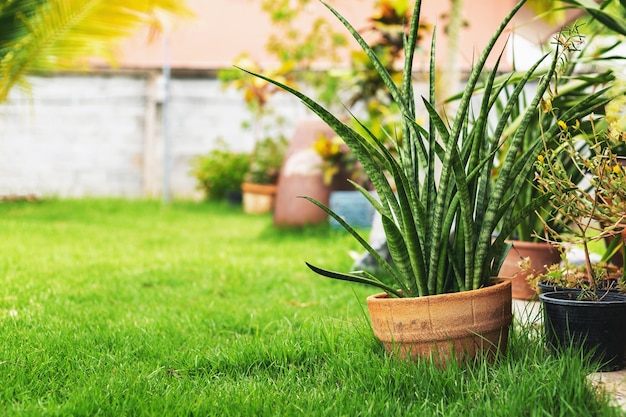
[
  {"xmin": 273, "ymin": 119, "xmax": 336, "ymax": 227},
  {"xmin": 366, "ymin": 279, "xmax": 512, "ymax": 365},
  {"xmin": 499, "ymin": 240, "xmax": 561, "ymax": 300},
  {"xmin": 241, "ymin": 182, "xmax": 278, "ymax": 214}
]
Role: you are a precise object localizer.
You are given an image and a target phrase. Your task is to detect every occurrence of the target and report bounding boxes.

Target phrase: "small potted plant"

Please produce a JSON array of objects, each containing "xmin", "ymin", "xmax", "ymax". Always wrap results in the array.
[
  {"xmin": 219, "ymin": 2, "xmax": 350, "ymax": 221},
  {"xmin": 219, "ymin": 55, "xmax": 295, "ymax": 214},
  {"xmin": 534, "ymin": 107, "xmax": 626, "ymax": 371},
  {"xmin": 242, "ymin": 134, "xmax": 289, "ymax": 214},
  {"xmin": 189, "ymin": 140, "xmax": 250, "ymax": 203},
  {"xmin": 467, "ymin": 27, "xmax": 623, "ymax": 300},
  {"xmin": 242, "ymin": 0, "xmax": 614, "ymax": 365}
]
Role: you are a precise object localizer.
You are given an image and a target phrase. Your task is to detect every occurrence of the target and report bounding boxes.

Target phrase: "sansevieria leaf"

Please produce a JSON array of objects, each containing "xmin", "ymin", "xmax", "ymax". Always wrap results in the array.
[{"xmin": 244, "ymin": 0, "xmax": 615, "ymax": 297}]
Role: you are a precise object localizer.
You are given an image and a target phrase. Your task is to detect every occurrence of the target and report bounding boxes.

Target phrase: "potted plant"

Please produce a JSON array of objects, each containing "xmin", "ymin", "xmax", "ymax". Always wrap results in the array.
[
  {"xmin": 465, "ymin": 28, "xmax": 623, "ymax": 300},
  {"xmin": 218, "ymin": 55, "xmax": 295, "ymax": 214},
  {"xmin": 534, "ymin": 102, "xmax": 626, "ymax": 371},
  {"xmin": 189, "ymin": 140, "xmax": 250, "ymax": 204},
  {"xmin": 220, "ymin": 2, "xmax": 350, "ymax": 223},
  {"xmin": 241, "ymin": 134, "xmax": 289, "ymax": 214},
  {"xmin": 242, "ymin": 0, "xmax": 613, "ymax": 365}
]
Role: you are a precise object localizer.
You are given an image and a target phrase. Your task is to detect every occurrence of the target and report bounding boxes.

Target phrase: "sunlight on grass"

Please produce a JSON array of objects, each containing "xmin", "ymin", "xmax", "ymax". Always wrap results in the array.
[{"xmin": 0, "ymin": 199, "xmax": 621, "ymax": 416}]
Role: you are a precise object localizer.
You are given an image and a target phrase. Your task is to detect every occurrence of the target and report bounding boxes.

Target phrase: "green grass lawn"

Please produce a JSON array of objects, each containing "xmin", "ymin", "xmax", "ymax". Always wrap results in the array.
[{"xmin": 0, "ymin": 199, "xmax": 622, "ymax": 416}]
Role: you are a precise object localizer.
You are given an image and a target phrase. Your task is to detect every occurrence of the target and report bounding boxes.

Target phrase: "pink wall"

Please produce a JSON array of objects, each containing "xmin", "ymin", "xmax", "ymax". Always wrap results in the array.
[
  {"xmin": 115, "ymin": 0, "xmax": 547, "ymax": 71},
  {"xmin": 117, "ymin": 0, "xmax": 372, "ymax": 69}
]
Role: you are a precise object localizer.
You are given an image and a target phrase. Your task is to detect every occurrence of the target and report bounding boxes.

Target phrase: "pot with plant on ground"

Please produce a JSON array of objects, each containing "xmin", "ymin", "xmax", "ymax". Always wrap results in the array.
[
  {"xmin": 540, "ymin": 290, "xmax": 626, "ymax": 371},
  {"xmin": 534, "ymin": 81, "xmax": 626, "ymax": 371},
  {"xmin": 485, "ymin": 31, "xmax": 621, "ymax": 300},
  {"xmin": 241, "ymin": 135, "xmax": 289, "ymax": 214},
  {"xmin": 367, "ymin": 278, "xmax": 512, "ymax": 363},
  {"xmin": 242, "ymin": 0, "xmax": 614, "ymax": 365},
  {"xmin": 218, "ymin": 55, "xmax": 295, "ymax": 215}
]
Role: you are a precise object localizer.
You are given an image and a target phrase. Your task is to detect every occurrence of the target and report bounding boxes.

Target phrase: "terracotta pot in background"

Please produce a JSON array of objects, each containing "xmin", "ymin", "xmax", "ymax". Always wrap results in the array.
[
  {"xmin": 499, "ymin": 240, "xmax": 561, "ymax": 300},
  {"xmin": 273, "ymin": 119, "xmax": 336, "ymax": 227},
  {"xmin": 241, "ymin": 182, "xmax": 277, "ymax": 214}
]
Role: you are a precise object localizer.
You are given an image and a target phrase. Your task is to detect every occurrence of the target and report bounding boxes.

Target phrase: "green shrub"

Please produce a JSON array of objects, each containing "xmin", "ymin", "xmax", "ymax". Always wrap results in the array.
[
  {"xmin": 190, "ymin": 140, "xmax": 250, "ymax": 200},
  {"xmin": 245, "ymin": 135, "xmax": 289, "ymax": 184}
]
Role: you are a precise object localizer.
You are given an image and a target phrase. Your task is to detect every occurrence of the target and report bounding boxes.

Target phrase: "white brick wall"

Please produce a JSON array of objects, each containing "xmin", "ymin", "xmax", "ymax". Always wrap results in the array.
[{"xmin": 0, "ymin": 72, "xmax": 308, "ymax": 199}]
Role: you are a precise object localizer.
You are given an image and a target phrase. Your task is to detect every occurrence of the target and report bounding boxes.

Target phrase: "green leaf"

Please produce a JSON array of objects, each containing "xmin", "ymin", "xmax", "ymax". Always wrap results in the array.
[
  {"xmin": 0, "ymin": 0, "xmax": 193, "ymax": 102},
  {"xmin": 305, "ymin": 262, "xmax": 404, "ymax": 298},
  {"xmin": 562, "ymin": 0, "xmax": 626, "ymax": 35}
]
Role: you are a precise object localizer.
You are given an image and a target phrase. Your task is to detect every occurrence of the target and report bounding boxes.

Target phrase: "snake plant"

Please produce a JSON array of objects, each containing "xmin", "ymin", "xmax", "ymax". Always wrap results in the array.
[{"xmin": 242, "ymin": 0, "xmax": 613, "ymax": 297}]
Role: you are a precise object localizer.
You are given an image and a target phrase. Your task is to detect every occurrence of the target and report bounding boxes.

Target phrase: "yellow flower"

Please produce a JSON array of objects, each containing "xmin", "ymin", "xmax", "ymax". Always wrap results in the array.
[
  {"xmin": 613, "ymin": 164, "xmax": 621, "ymax": 175},
  {"xmin": 322, "ymin": 166, "xmax": 339, "ymax": 186},
  {"xmin": 313, "ymin": 134, "xmax": 342, "ymax": 159},
  {"xmin": 537, "ymin": 154, "xmax": 545, "ymax": 163},
  {"xmin": 557, "ymin": 120, "xmax": 567, "ymax": 130}
]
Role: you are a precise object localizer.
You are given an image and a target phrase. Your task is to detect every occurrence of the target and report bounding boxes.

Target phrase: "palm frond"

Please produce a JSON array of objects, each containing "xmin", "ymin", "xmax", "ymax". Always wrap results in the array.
[{"xmin": 0, "ymin": 0, "xmax": 193, "ymax": 101}]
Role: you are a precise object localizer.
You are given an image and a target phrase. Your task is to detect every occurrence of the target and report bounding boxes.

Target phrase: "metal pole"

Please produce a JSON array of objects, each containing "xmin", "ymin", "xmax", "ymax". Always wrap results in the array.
[{"xmin": 162, "ymin": 33, "xmax": 171, "ymax": 204}]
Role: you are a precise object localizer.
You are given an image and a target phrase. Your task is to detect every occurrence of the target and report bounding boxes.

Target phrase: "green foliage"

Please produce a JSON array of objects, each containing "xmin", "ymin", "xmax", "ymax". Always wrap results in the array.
[
  {"xmin": 562, "ymin": 0, "xmax": 626, "ymax": 36},
  {"xmin": 243, "ymin": 0, "xmax": 613, "ymax": 297},
  {"xmin": 259, "ymin": 0, "xmax": 348, "ymax": 65},
  {"xmin": 525, "ymin": 0, "xmax": 626, "ymax": 37},
  {"xmin": 481, "ymin": 30, "xmax": 623, "ymax": 242},
  {"xmin": 219, "ymin": 0, "xmax": 348, "ymax": 116},
  {"xmin": 190, "ymin": 141, "xmax": 249, "ymax": 200},
  {"xmin": 246, "ymin": 135, "xmax": 289, "ymax": 184},
  {"xmin": 535, "ymin": 114, "xmax": 626, "ymax": 289}
]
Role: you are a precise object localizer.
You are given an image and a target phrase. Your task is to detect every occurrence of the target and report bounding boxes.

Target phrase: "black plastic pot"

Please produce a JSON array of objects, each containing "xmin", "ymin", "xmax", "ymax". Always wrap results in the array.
[{"xmin": 540, "ymin": 290, "xmax": 626, "ymax": 371}]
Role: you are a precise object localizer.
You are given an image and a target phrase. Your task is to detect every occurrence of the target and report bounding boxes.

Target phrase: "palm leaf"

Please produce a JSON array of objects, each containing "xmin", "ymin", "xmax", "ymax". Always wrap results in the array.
[{"xmin": 0, "ymin": 0, "xmax": 193, "ymax": 101}]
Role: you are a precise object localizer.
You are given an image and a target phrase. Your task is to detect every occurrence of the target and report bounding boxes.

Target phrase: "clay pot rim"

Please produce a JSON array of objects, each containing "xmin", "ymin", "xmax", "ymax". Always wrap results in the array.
[
  {"xmin": 367, "ymin": 278, "xmax": 511, "ymax": 303},
  {"xmin": 241, "ymin": 182, "xmax": 278, "ymax": 194}
]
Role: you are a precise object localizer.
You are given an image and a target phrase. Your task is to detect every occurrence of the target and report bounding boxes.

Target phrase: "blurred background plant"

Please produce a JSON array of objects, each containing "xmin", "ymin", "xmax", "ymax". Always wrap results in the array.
[
  {"xmin": 189, "ymin": 140, "xmax": 250, "ymax": 201},
  {"xmin": 534, "ymin": 107, "xmax": 626, "ymax": 290},
  {"xmin": 217, "ymin": 0, "xmax": 349, "ymax": 120},
  {"xmin": 312, "ymin": 133, "xmax": 369, "ymax": 188},
  {"xmin": 245, "ymin": 135, "xmax": 289, "ymax": 185},
  {"xmin": 220, "ymin": 56, "xmax": 292, "ymax": 186},
  {"xmin": 215, "ymin": 0, "xmax": 350, "ymax": 187}
]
